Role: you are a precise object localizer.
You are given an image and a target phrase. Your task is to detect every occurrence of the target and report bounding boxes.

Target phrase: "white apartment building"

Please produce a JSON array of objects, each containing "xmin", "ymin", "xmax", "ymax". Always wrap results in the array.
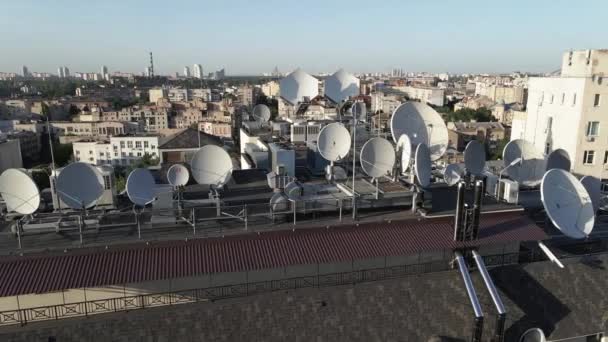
[
  {"xmin": 511, "ymin": 49, "xmax": 608, "ymax": 178},
  {"xmin": 261, "ymin": 81, "xmax": 280, "ymax": 98},
  {"xmin": 475, "ymin": 83, "xmax": 526, "ymax": 104},
  {"xmin": 200, "ymin": 122, "xmax": 232, "ymax": 138},
  {"xmin": 193, "ymin": 64, "xmax": 203, "ymax": 79},
  {"xmin": 103, "ymin": 107, "xmax": 169, "ymax": 132},
  {"xmin": 394, "ymin": 86, "xmax": 445, "ymax": 107},
  {"xmin": 149, "ymin": 88, "xmax": 167, "ymax": 104},
  {"xmin": 371, "ymin": 92, "xmax": 402, "ymax": 114},
  {"xmin": 73, "ymin": 135, "xmax": 160, "ymax": 166}
]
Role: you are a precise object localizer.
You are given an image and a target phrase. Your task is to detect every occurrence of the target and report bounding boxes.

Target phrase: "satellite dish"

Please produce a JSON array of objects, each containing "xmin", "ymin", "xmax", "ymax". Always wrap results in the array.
[
  {"xmin": 519, "ymin": 328, "xmax": 546, "ymax": 342},
  {"xmin": 325, "ymin": 166, "xmax": 347, "ymax": 181},
  {"xmin": 0, "ymin": 169, "xmax": 40, "ymax": 215},
  {"xmin": 396, "ymin": 134, "xmax": 412, "ymax": 174},
  {"xmin": 270, "ymin": 192, "xmax": 289, "ymax": 212},
  {"xmin": 443, "ymin": 163, "xmax": 464, "ymax": 186},
  {"xmin": 414, "ymin": 143, "xmax": 432, "ymax": 188},
  {"xmin": 352, "ymin": 102, "xmax": 367, "ymax": 122},
  {"xmin": 541, "ymin": 169, "xmax": 595, "ymax": 239},
  {"xmin": 317, "ymin": 123, "xmax": 351, "ymax": 162},
  {"xmin": 284, "ymin": 181, "xmax": 302, "ymax": 200},
  {"xmin": 464, "ymin": 140, "xmax": 486, "ymax": 176},
  {"xmin": 57, "ymin": 162, "xmax": 104, "ymax": 209},
  {"xmin": 390, "ymin": 102, "xmax": 449, "ymax": 161},
  {"xmin": 502, "ymin": 139, "xmax": 545, "ymax": 186},
  {"xmin": 252, "ymin": 104, "xmax": 271, "ymax": 122},
  {"xmin": 580, "ymin": 175, "xmax": 602, "ymax": 212},
  {"xmin": 279, "ymin": 69, "xmax": 319, "ymax": 105},
  {"xmin": 190, "ymin": 145, "xmax": 233, "ymax": 186},
  {"xmin": 360, "ymin": 137, "xmax": 395, "ymax": 178},
  {"xmin": 126, "ymin": 168, "xmax": 156, "ymax": 206},
  {"xmin": 546, "ymin": 149, "xmax": 571, "ymax": 171},
  {"xmin": 167, "ymin": 164, "xmax": 189, "ymax": 187}
]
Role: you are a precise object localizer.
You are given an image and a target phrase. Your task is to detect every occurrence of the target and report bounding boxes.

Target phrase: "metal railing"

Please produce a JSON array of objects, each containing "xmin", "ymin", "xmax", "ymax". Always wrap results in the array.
[{"xmin": 0, "ymin": 250, "xmax": 548, "ymax": 327}]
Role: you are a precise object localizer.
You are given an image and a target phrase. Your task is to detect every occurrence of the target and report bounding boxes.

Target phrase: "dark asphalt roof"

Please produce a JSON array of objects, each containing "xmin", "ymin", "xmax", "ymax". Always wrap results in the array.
[
  {"xmin": 158, "ymin": 128, "xmax": 222, "ymax": 150},
  {"xmin": 0, "ymin": 211, "xmax": 546, "ymax": 297}
]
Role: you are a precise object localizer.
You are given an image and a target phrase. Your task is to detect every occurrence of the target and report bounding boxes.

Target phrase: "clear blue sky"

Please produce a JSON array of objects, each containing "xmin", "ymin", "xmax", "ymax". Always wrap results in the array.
[{"xmin": 1, "ymin": 0, "xmax": 606, "ymax": 75}]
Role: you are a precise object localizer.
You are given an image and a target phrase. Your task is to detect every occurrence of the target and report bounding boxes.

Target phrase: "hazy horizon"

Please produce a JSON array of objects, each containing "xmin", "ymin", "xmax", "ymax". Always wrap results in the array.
[{"xmin": 2, "ymin": 0, "xmax": 607, "ymax": 75}]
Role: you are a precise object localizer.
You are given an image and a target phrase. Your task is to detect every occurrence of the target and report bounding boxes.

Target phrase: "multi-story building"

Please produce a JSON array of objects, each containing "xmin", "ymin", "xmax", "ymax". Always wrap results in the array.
[
  {"xmin": 511, "ymin": 49, "xmax": 608, "ymax": 178},
  {"xmin": 261, "ymin": 81, "xmax": 280, "ymax": 98},
  {"xmin": 200, "ymin": 122, "xmax": 232, "ymax": 138},
  {"xmin": 167, "ymin": 88, "xmax": 189, "ymax": 102},
  {"xmin": 193, "ymin": 64, "xmax": 203, "ymax": 79},
  {"xmin": 7, "ymin": 131, "xmax": 40, "ymax": 163},
  {"xmin": 73, "ymin": 135, "xmax": 160, "ymax": 166},
  {"xmin": 0, "ymin": 138, "xmax": 22, "ymax": 173},
  {"xmin": 447, "ymin": 121, "xmax": 506, "ymax": 151},
  {"xmin": 394, "ymin": 86, "xmax": 445, "ymax": 107},
  {"xmin": 50, "ymin": 165, "xmax": 116, "ymax": 209},
  {"xmin": 172, "ymin": 108, "xmax": 203, "ymax": 129},
  {"xmin": 149, "ymin": 88, "xmax": 167, "ymax": 104},
  {"xmin": 475, "ymin": 84, "xmax": 526, "ymax": 104},
  {"xmin": 371, "ymin": 92, "xmax": 402, "ymax": 114},
  {"xmin": 102, "ymin": 106, "xmax": 169, "ymax": 132},
  {"xmin": 237, "ymin": 85, "xmax": 256, "ymax": 107},
  {"xmin": 183, "ymin": 66, "xmax": 191, "ymax": 78}
]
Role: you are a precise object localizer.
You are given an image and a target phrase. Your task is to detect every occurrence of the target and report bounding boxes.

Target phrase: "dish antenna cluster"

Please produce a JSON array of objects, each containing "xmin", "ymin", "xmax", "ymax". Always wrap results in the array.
[
  {"xmin": 502, "ymin": 139, "xmax": 545, "ymax": 187},
  {"xmin": 442, "ymin": 140, "xmax": 487, "ymax": 187}
]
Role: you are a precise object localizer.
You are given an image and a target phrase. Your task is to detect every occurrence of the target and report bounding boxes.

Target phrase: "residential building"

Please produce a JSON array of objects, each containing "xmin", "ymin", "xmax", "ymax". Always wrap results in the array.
[
  {"xmin": 183, "ymin": 66, "xmax": 191, "ymax": 78},
  {"xmin": 167, "ymin": 88, "xmax": 189, "ymax": 102},
  {"xmin": 394, "ymin": 86, "xmax": 445, "ymax": 107},
  {"xmin": 7, "ymin": 131, "xmax": 40, "ymax": 163},
  {"xmin": 149, "ymin": 88, "xmax": 167, "ymax": 104},
  {"xmin": 172, "ymin": 108, "xmax": 203, "ymax": 129},
  {"xmin": 447, "ymin": 121, "xmax": 506, "ymax": 151},
  {"xmin": 158, "ymin": 128, "xmax": 222, "ymax": 163},
  {"xmin": 371, "ymin": 92, "xmax": 402, "ymax": 114},
  {"xmin": 237, "ymin": 85, "xmax": 256, "ymax": 107},
  {"xmin": 199, "ymin": 122, "xmax": 232, "ymax": 138},
  {"xmin": 0, "ymin": 139, "xmax": 22, "ymax": 173},
  {"xmin": 454, "ymin": 96, "xmax": 495, "ymax": 111},
  {"xmin": 193, "ymin": 64, "xmax": 203, "ymax": 79},
  {"xmin": 510, "ymin": 49, "xmax": 608, "ymax": 178},
  {"xmin": 73, "ymin": 135, "xmax": 160, "ymax": 166},
  {"xmin": 261, "ymin": 81, "xmax": 280, "ymax": 98},
  {"xmin": 475, "ymin": 84, "xmax": 526, "ymax": 104},
  {"xmin": 102, "ymin": 106, "xmax": 169, "ymax": 132}
]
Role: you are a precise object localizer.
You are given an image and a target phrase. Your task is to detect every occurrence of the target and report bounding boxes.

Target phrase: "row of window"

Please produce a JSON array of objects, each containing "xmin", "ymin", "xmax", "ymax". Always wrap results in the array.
[
  {"xmin": 583, "ymin": 150, "xmax": 608, "ymax": 165},
  {"xmin": 540, "ymin": 93, "xmax": 602, "ymax": 107},
  {"xmin": 118, "ymin": 141, "xmax": 154, "ymax": 149}
]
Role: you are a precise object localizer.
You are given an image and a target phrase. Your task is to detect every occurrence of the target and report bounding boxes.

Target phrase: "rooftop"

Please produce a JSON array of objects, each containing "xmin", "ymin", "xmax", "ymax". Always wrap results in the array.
[{"xmin": 158, "ymin": 127, "xmax": 222, "ymax": 150}]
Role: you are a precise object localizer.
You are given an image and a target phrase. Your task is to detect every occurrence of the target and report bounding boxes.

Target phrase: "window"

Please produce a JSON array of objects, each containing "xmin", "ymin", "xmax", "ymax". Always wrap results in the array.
[
  {"xmin": 114, "ymin": 152, "xmax": 118, "ymax": 157},
  {"xmin": 573, "ymin": 93, "xmax": 577, "ymax": 106},
  {"xmin": 99, "ymin": 152, "xmax": 104, "ymax": 156},
  {"xmin": 127, "ymin": 141, "xmax": 133, "ymax": 148},
  {"xmin": 583, "ymin": 150, "xmax": 595, "ymax": 165},
  {"xmin": 561, "ymin": 93, "xmax": 565, "ymax": 105},
  {"xmin": 89, "ymin": 150, "xmax": 93, "ymax": 155},
  {"xmin": 135, "ymin": 141, "xmax": 142, "ymax": 148},
  {"xmin": 137, "ymin": 152, "xmax": 142, "ymax": 157},
  {"xmin": 113, "ymin": 145, "xmax": 118, "ymax": 150},
  {"xmin": 549, "ymin": 94, "xmax": 554, "ymax": 104},
  {"xmin": 103, "ymin": 176, "xmax": 111, "ymax": 190},
  {"xmin": 120, "ymin": 141, "xmax": 125, "ymax": 148},
  {"xmin": 604, "ymin": 151, "xmax": 608, "ymax": 164},
  {"xmin": 587, "ymin": 121, "xmax": 600, "ymax": 136},
  {"xmin": 599, "ymin": 77, "xmax": 604, "ymax": 85},
  {"xmin": 76, "ymin": 150, "xmax": 80, "ymax": 155},
  {"xmin": 151, "ymin": 145, "xmax": 156, "ymax": 149},
  {"xmin": 129, "ymin": 152, "xmax": 133, "ymax": 157},
  {"xmin": 144, "ymin": 141, "xmax": 149, "ymax": 148},
  {"xmin": 545, "ymin": 143, "xmax": 551, "ymax": 155},
  {"xmin": 594, "ymin": 94, "xmax": 601, "ymax": 107},
  {"xmin": 121, "ymin": 152, "xmax": 126, "ymax": 157}
]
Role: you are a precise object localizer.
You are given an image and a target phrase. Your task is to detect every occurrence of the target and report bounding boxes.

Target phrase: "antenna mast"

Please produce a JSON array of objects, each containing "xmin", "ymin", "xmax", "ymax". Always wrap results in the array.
[{"xmin": 149, "ymin": 52, "xmax": 154, "ymax": 77}]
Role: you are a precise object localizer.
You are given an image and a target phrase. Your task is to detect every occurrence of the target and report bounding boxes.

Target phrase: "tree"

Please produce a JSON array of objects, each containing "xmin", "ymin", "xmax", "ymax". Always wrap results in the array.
[
  {"xmin": 443, "ymin": 108, "xmax": 495, "ymax": 123},
  {"xmin": 68, "ymin": 105, "xmax": 81, "ymax": 118},
  {"xmin": 53, "ymin": 143, "xmax": 73, "ymax": 167}
]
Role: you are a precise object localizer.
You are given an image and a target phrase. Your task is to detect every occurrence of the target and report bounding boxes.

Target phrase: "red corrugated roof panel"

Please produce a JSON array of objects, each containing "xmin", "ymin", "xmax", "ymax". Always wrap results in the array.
[{"xmin": 0, "ymin": 211, "xmax": 546, "ymax": 297}]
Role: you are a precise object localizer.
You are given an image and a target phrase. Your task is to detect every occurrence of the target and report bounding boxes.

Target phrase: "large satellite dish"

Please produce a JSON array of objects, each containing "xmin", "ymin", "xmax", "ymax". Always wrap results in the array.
[
  {"xmin": 541, "ymin": 169, "xmax": 594, "ymax": 239},
  {"xmin": 324, "ymin": 69, "xmax": 360, "ymax": 104},
  {"xmin": 167, "ymin": 164, "xmax": 189, "ymax": 187},
  {"xmin": 279, "ymin": 69, "xmax": 319, "ymax": 105},
  {"xmin": 545, "ymin": 149, "xmax": 571, "ymax": 171},
  {"xmin": 396, "ymin": 134, "xmax": 412, "ymax": 174},
  {"xmin": 502, "ymin": 139, "xmax": 545, "ymax": 186},
  {"xmin": 464, "ymin": 140, "xmax": 486, "ymax": 176},
  {"xmin": 390, "ymin": 102, "xmax": 449, "ymax": 161},
  {"xmin": 57, "ymin": 162, "xmax": 104, "ymax": 209},
  {"xmin": 360, "ymin": 137, "xmax": 395, "ymax": 178},
  {"xmin": 443, "ymin": 163, "xmax": 464, "ymax": 187},
  {"xmin": 414, "ymin": 143, "xmax": 432, "ymax": 188},
  {"xmin": 580, "ymin": 175, "xmax": 602, "ymax": 212},
  {"xmin": 318, "ymin": 123, "xmax": 351, "ymax": 162},
  {"xmin": 127, "ymin": 168, "xmax": 156, "ymax": 206},
  {"xmin": 252, "ymin": 104, "xmax": 271, "ymax": 122},
  {"xmin": 519, "ymin": 328, "xmax": 546, "ymax": 342},
  {"xmin": 190, "ymin": 145, "xmax": 233, "ymax": 186},
  {"xmin": 0, "ymin": 169, "xmax": 40, "ymax": 215}
]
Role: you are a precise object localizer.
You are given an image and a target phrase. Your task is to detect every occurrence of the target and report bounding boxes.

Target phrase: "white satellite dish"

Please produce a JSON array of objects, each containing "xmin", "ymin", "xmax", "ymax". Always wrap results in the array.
[
  {"xmin": 580, "ymin": 175, "xmax": 602, "ymax": 212},
  {"xmin": 324, "ymin": 69, "xmax": 360, "ymax": 104},
  {"xmin": 190, "ymin": 145, "xmax": 233, "ymax": 186},
  {"xmin": 57, "ymin": 162, "xmax": 104, "ymax": 210},
  {"xmin": 127, "ymin": 168, "xmax": 156, "ymax": 206},
  {"xmin": 284, "ymin": 181, "xmax": 302, "ymax": 200},
  {"xmin": 541, "ymin": 169, "xmax": 595, "ymax": 239},
  {"xmin": 502, "ymin": 139, "xmax": 545, "ymax": 187},
  {"xmin": 318, "ymin": 123, "xmax": 351, "ymax": 162},
  {"xmin": 270, "ymin": 192, "xmax": 289, "ymax": 212},
  {"xmin": 546, "ymin": 148, "xmax": 571, "ymax": 171},
  {"xmin": 519, "ymin": 328, "xmax": 546, "ymax": 342},
  {"xmin": 0, "ymin": 169, "xmax": 40, "ymax": 215},
  {"xmin": 279, "ymin": 69, "xmax": 319, "ymax": 105},
  {"xmin": 396, "ymin": 134, "xmax": 412, "ymax": 174},
  {"xmin": 167, "ymin": 164, "xmax": 189, "ymax": 187},
  {"xmin": 414, "ymin": 143, "xmax": 432, "ymax": 188},
  {"xmin": 443, "ymin": 163, "xmax": 464, "ymax": 187},
  {"xmin": 390, "ymin": 102, "xmax": 449, "ymax": 161},
  {"xmin": 352, "ymin": 102, "xmax": 367, "ymax": 122},
  {"xmin": 464, "ymin": 140, "xmax": 486, "ymax": 176},
  {"xmin": 360, "ymin": 137, "xmax": 395, "ymax": 178},
  {"xmin": 252, "ymin": 104, "xmax": 271, "ymax": 122}
]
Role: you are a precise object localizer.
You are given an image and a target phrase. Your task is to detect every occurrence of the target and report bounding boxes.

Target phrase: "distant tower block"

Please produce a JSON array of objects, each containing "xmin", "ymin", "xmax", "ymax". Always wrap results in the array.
[{"xmin": 149, "ymin": 52, "xmax": 154, "ymax": 77}]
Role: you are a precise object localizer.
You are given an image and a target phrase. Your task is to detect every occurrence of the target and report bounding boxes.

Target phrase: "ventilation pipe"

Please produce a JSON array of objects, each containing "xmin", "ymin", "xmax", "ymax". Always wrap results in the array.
[
  {"xmin": 471, "ymin": 179, "xmax": 484, "ymax": 240},
  {"xmin": 455, "ymin": 252, "xmax": 484, "ymax": 342},
  {"xmin": 472, "ymin": 250, "xmax": 506, "ymax": 342},
  {"xmin": 453, "ymin": 181, "xmax": 466, "ymax": 241}
]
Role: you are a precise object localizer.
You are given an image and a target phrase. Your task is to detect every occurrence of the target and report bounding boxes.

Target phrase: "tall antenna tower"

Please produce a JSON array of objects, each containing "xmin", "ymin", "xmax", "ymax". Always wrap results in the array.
[{"xmin": 149, "ymin": 52, "xmax": 154, "ymax": 77}]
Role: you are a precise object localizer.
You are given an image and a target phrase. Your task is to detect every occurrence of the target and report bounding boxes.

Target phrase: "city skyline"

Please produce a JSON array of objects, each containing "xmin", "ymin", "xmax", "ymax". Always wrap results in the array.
[{"xmin": 1, "ymin": 0, "xmax": 607, "ymax": 75}]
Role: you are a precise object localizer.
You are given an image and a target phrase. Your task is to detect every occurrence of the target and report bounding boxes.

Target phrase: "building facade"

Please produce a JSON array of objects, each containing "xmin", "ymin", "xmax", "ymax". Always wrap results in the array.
[{"xmin": 73, "ymin": 135, "xmax": 160, "ymax": 166}]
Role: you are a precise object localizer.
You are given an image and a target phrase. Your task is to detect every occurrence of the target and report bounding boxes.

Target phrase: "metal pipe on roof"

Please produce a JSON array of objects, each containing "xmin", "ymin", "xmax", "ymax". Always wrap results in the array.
[
  {"xmin": 472, "ymin": 180, "xmax": 484, "ymax": 240},
  {"xmin": 454, "ymin": 251, "xmax": 484, "ymax": 342},
  {"xmin": 472, "ymin": 250, "xmax": 506, "ymax": 342},
  {"xmin": 453, "ymin": 181, "xmax": 465, "ymax": 241}
]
